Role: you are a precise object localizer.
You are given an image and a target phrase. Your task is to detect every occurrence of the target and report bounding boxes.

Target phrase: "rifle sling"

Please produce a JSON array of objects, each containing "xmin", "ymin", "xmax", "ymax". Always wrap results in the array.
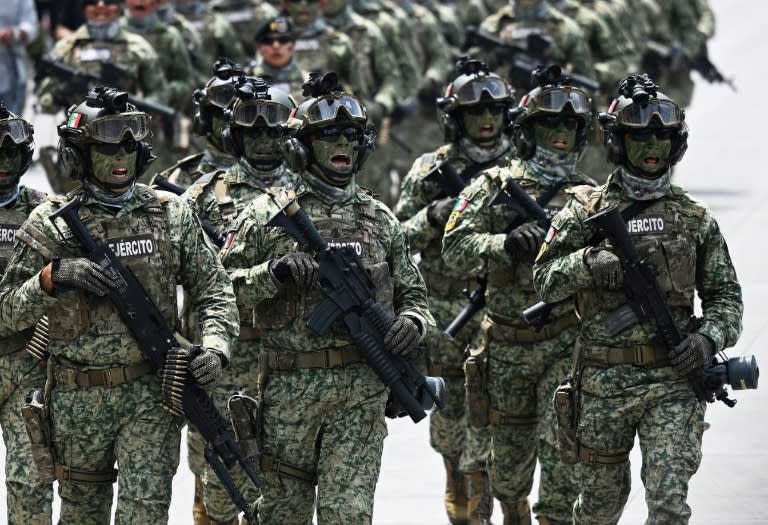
[{"xmin": 586, "ymin": 198, "xmax": 660, "ymax": 246}]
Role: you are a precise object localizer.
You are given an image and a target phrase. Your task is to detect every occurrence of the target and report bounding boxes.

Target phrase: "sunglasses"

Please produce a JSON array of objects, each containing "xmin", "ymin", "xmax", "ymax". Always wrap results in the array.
[
  {"xmin": 242, "ymin": 126, "xmax": 281, "ymax": 138},
  {"xmin": 92, "ymin": 138, "xmax": 139, "ymax": 155},
  {"xmin": 626, "ymin": 128, "xmax": 677, "ymax": 142},
  {"xmin": 0, "ymin": 141, "xmax": 21, "ymax": 155},
  {"xmin": 258, "ymin": 35, "xmax": 295, "ymax": 45},
  {"xmin": 464, "ymin": 102, "xmax": 507, "ymax": 116},
  {"xmin": 536, "ymin": 115, "xmax": 581, "ymax": 130},
  {"xmin": 83, "ymin": 0, "xmax": 121, "ymax": 5},
  {"xmin": 314, "ymin": 126, "xmax": 363, "ymax": 143}
]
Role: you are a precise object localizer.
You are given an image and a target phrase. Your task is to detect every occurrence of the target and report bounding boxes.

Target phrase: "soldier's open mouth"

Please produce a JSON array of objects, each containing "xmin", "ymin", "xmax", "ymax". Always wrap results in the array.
[
  {"xmin": 331, "ymin": 154, "xmax": 351, "ymax": 167},
  {"xmin": 480, "ymin": 125, "xmax": 495, "ymax": 134},
  {"xmin": 552, "ymin": 139, "xmax": 568, "ymax": 149},
  {"xmin": 0, "ymin": 171, "xmax": 10, "ymax": 178},
  {"xmin": 644, "ymin": 157, "xmax": 659, "ymax": 166},
  {"xmin": 111, "ymin": 168, "xmax": 128, "ymax": 177}
]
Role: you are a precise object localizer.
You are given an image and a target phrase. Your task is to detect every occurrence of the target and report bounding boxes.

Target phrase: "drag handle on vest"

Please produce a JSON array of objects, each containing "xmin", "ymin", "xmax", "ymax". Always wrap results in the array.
[{"xmin": 48, "ymin": 196, "xmax": 261, "ymax": 522}]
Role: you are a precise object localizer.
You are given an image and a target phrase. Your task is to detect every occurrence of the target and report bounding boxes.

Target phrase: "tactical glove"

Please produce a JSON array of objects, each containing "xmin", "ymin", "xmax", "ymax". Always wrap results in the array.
[
  {"xmin": 188, "ymin": 346, "xmax": 225, "ymax": 390},
  {"xmin": 270, "ymin": 252, "xmax": 319, "ymax": 290},
  {"xmin": 584, "ymin": 248, "xmax": 623, "ymax": 290},
  {"xmin": 503, "ymin": 222, "xmax": 546, "ymax": 256},
  {"xmin": 384, "ymin": 316, "xmax": 422, "ymax": 359},
  {"xmin": 669, "ymin": 333, "xmax": 715, "ymax": 377},
  {"xmin": 426, "ymin": 197, "xmax": 455, "ymax": 229},
  {"xmin": 51, "ymin": 257, "xmax": 117, "ymax": 296}
]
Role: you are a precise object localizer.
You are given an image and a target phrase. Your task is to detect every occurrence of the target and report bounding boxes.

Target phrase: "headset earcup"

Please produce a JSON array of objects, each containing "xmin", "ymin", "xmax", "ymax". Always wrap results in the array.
[
  {"xmin": 603, "ymin": 129, "xmax": 624, "ymax": 165},
  {"xmin": 439, "ymin": 113, "xmax": 459, "ymax": 143},
  {"xmin": 136, "ymin": 141, "xmax": 155, "ymax": 177},
  {"xmin": 669, "ymin": 128, "xmax": 688, "ymax": 165},
  {"xmin": 222, "ymin": 127, "xmax": 241, "ymax": 156},
  {"xmin": 57, "ymin": 138, "xmax": 87, "ymax": 180},
  {"xmin": 280, "ymin": 137, "xmax": 310, "ymax": 173},
  {"xmin": 512, "ymin": 124, "xmax": 536, "ymax": 160},
  {"xmin": 191, "ymin": 110, "xmax": 210, "ymax": 137}
]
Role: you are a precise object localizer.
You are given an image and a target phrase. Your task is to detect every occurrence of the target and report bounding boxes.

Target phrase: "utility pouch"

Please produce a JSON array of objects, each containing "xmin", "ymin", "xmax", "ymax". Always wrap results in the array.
[
  {"xmin": 22, "ymin": 389, "xmax": 56, "ymax": 483},
  {"xmin": 228, "ymin": 392, "xmax": 262, "ymax": 469},
  {"xmin": 464, "ymin": 345, "xmax": 490, "ymax": 428},
  {"xmin": 553, "ymin": 375, "xmax": 579, "ymax": 465}
]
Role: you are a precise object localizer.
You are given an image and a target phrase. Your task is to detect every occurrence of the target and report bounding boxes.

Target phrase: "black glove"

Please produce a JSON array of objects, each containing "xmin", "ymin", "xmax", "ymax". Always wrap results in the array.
[
  {"xmin": 426, "ymin": 197, "xmax": 455, "ymax": 229},
  {"xmin": 584, "ymin": 248, "xmax": 623, "ymax": 290},
  {"xmin": 51, "ymin": 257, "xmax": 117, "ymax": 296},
  {"xmin": 503, "ymin": 222, "xmax": 546, "ymax": 256},
  {"xmin": 669, "ymin": 333, "xmax": 715, "ymax": 377},
  {"xmin": 188, "ymin": 346, "xmax": 225, "ymax": 390},
  {"xmin": 384, "ymin": 316, "xmax": 421, "ymax": 359},
  {"xmin": 270, "ymin": 252, "xmax": 319, "ymax": 290}
]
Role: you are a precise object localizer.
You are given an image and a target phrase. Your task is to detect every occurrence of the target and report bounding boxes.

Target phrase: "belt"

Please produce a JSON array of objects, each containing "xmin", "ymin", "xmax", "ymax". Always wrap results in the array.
[
  {"xmin": 260, "ymin": 454, "xmax": 316, "ymax": 484},
  {"xmin": 488, "ymin": 312, "xmax": 578, "ymax": 343},
  {"xmin": 265, "ymin": 347, "xmax": 365, "ymax": 371},
  {"xmin": 54, "ymin": 463, "xmax": 118, "ymax": 484},
  {"xmin": 428, "ymin": 363, "xmax": 465, "ymax": 379},
  {"xmin": 52, "ymin": 360, "xmax": 156, "ymax": 390},
  {"xmin": 239, "ymin": 325, "xmax": 262, "ymax": 341},
  {"xmin": 577, "ymin": 445, "xmax": 630, "ymax": 465},
  {"xmin": 581, "ymin": 342, "xmax": 670, "ymax": 368},
  {"xmin": 489, "ymin": 408, "xmax": 539, "ymax": 426}
]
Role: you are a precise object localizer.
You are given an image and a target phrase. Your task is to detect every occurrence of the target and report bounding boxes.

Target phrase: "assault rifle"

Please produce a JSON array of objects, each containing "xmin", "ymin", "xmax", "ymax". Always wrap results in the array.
[
  {"xmin": 49, "ymin": 196, "xmax": 261, "ymax": 524},
  {"xmin": 463, "ymin": 26, "xmax": 600, "ymax": 92},
  {"xmin": 691, "ymin": 44, "xmax": 737, "ymax": 91},
  {"xmin": 152, "ymin": 175, "xmax": 227, "ymax": 248},
  {"xmin": 266, "ymin": 199, "xmax": 445, "ymax": 423},
  {"xmin": 37, "ymin": 57, "xmax": 177, "ymax": 139},
  {"xmin": 585, "ymin": 204, "xmax": 730, "ymax": 405},
  {"xmin": 642, "ymin": 41, "xmax": 736, "ymax": 92}
]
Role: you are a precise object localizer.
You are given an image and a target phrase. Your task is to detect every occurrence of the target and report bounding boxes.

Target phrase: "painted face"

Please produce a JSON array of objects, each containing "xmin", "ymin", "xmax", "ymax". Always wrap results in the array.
[
  {"xmin": 84, "ymin": 0, "xmax": 122, "ymax": 23},
  {"xmin": 242, "ymin": 127, "xmax": 282, "ymax": 166},
  {"xmin": 89, "ymin": 141, "xmax": 138, "ymax": 192},
  {"xmin": 0, "ymin": 143, "xmax": 22, "ymax": 190},
  {"xmin": 624, "ymin": 128, "xmax": 674, "ymax": 176},
  {"xmin": 284, "ymin": 0, "xmax": 323, "ymax": 28},
  {"xmin": 459, "ymin": 103, "xmax": 506, "ymax": 145},
  {"xmin": 256, "ymin": 33, "xmax": 296, "ymax": 69},
  {"xmin": 309, "ymin": 125, "xmax": 362, "ymax": 183},
  {"xmin": 126, "ymin": 0, "xmax": 156, "ymax": 18},
  {"xmin": 532, "ymin": 116, "xmax": 579, "ymax": 154},
  {"xmin": 323, "ymin": 0, "xmax": 347, "ymax": 15}
]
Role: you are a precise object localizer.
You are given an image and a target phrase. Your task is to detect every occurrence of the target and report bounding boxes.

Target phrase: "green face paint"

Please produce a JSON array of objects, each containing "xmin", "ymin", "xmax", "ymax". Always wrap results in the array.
[
  {"xmin": 624, "ymin": 131, "xmax": 673, "ymax": 176},
  {"xmin": 533, "ymin": 119, "xmax": 577, "ymax": 154},
  {"xmin": 460, "ymin": 105, "xmax": 505, "ymax": 145},
  {"xmin": 90, "ymin": 143, "xmax": 138, "ymax": 192},
  {"xmin": 285, "ymin": 0, "xmax": 321, "ymax": 27},
  {"xmin": 0, "ymin": 148, "xmax": 22, "ymax": 190},
  {"xmin": 242, "ymin": 128, "xmax": 281, "ymax": 166},
  {"xmin": 324, "ymin": 0, "xmax": 348, "ymax": 16},
  {"xmin": 310, "ymin": 132, "xmax": 360, "ymax": 181}
]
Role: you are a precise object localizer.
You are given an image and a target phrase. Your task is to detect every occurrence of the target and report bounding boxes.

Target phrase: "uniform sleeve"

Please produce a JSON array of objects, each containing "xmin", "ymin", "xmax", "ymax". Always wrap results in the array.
[
  {"xmin": 161, "ymin": 26, "xmax": 198, "ymax": 111},
  {"xmin": 394, "ymin": 156, "xmax": 442, "ymax": 252},
  {"xmin": 136, "ymin": 40, "xmax": 169, "ymax": 105},
  {"xmin": 532, "ymin": 198, "xmax": 594, "ymax": 302},
  {"xmin": 694, "ymin": 212, "xmax": 743, "ymax": 350},
  {"xmin": 369, "ymin": 24, "xmax": 402, "ymax": 113}
]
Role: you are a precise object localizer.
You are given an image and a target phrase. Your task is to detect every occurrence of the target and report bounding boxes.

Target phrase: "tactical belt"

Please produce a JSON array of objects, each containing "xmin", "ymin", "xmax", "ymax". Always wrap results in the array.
[
  {"xmin": 54, "ymin": 463, "xmax": 118, "ymax": 484},
  {"xmin": 428, "ymin": 362, "xmax": 465, "ymax": 379},
  {"xmin": 489, "ymin": 408, "xmax": 538, "ymax": 426},
  {"xmin": 577, "ymin": 445, "xmax": 630, "ymax": 465},
  {"xmin": 581, "ymin": 342, "xmax": 669, "ymax": 368},
  {"xmin": 420, "ymin": 268, "xmax": 475, "ymax": 297},
  {"xmin": 488, "ymin": 312, "xmax": 579, "ymax": 343},
  {"xmin": 0, "ymin": 328, "xmax": 34, "ymax": 357},
  {"xmin": 51, "ymin": 360, "xmax": 156, "ymax": 390},
  {"xmin": 239, "ymin": 325, "xmax": 262, "ymax": 341},
  {"xmin": 264, "ymin": 347, "xmax": 364, "ymax": 371},
  {"xmin": 260, "ymin": 454, "xmax": 316, "ymax": 485}
]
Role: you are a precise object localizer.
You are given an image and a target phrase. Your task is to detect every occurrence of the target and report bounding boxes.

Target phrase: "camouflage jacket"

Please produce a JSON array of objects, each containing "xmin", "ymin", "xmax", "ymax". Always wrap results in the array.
[
  {"xmin": 532, "ymin": 171, "xmax": 743, "ymax": 351},
  {"xmin": 245, "ymin": 59, "xmax": 307, "ymax": 103}
]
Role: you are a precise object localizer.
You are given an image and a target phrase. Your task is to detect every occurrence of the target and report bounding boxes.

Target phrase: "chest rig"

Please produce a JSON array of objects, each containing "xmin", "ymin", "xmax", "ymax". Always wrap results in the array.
[
  {"xmin": 575, "ymin": 189, "xmax": 697, "ymax": 322},
  {"xmin": 248, "ymin": 189, "xmax": 394, "ymax": 335},
  {"xmin": 66, "ymin": 37, "xmax": 141, "ymax": 94},
  {"xmin": 294, "ymin": 28, "xmax": 337, "ymax": 76},
  {"xmin": 45, "ymin": 190, "xmax": 177, "ymax": 342}
]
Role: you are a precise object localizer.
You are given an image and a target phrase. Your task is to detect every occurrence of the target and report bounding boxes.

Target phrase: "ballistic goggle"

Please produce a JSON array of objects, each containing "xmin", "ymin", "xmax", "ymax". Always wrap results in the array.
[
  {"xmin": 69, "ymin": 112, "xmax": 150, "ymax": 143},
  {"xmin": 304, "ymin": 95, "xmax": 366, "ymax": 125},
  {"xmin": 533, "ymin": 88, "xmax": 591, "ymax": 114},
  {"xmin": 206, "ymin": 82, "xmax": 237, "ymax": 109},
  {"xmin": 454, "ymin": 77, "xmax": 512, "ymax": 105},
  {"xmin": 231, "ymin": 100, "xmax": 292, "ymax": 127},
  {"xmin": 0, "ymin": 118, "xmax": 33, "ymax": 144},
  {"xmin": 614, "ymin": 99, "xmax": 684, "ymax": 128}
]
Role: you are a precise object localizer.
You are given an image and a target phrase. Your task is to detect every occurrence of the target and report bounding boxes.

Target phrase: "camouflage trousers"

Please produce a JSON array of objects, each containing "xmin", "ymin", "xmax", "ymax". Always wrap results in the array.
[
  {"xmin": 256, "ymin": 364, "xmax": 388, "ymax": 525},
  {"xmin": 573, "ymin": 364, "xmax": 705, "ymax": 525},
  {"xmin": 485, "ymin": 323, "xmax": 581, "ymax": 522},
  {"xmin": 51, "ymin": 374, "xmax": 183, "ymax": 525},
  {"xmin": 0, "ymin": 350, "xmax": 52, "ymax": 525}
]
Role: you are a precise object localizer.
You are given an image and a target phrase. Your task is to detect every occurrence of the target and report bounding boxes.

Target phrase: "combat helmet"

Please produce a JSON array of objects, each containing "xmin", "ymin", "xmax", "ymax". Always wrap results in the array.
[
  {"xmin": 436, "ymin": 56, "xmax": 516, "ymax": 142},
  {"xmin": 191, "ymin": 58, "xmax": 244, "ymax": 140},
  {"xmin": 0, "ymin": 101, "xmax": 35, "ymax": 190},
  {"xmin": 510, "ymin": 64, "xmax": 593, "ymax": 159}
]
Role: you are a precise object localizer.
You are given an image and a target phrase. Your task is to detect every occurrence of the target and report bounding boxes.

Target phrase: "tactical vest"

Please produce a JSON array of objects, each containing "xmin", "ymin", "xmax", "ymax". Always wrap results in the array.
[
  {"xmin": 63, "ymin": 36, "xmax": 142, "ymax": 95},
  {"xmin": 345, "ymin": 24, "xmax": 376, "ymax": 100},
  {"xmin": 246, "ymin": 188, "xmax": 394, "ymax": 334},
  {"xmin": 572, "ymin": 187, "xmax": 697, "ymax": 321},
  {"xmin": 294, "ymin": 27, "xmax": 340, "ymax": 77},
  {"xmin": 43, "ymin": 190, "xmax": 177, "ymax": 342}
]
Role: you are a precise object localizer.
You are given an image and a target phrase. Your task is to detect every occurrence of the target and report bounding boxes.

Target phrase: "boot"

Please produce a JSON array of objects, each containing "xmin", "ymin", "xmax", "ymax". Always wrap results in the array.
[
  {"xmin": 500, "ymin": 499, "xmax": 531, "ymax": 525},
  {"xmin": 466, "ymin": 471, "xmax": 494, "ymax": 525},
  {"xmin": 193, "ymin": 475, "xmax": 212, "ymax": 525},
  {"xmin": 443, "ymin": 456, "xmax": 469, "ymax": 525}
]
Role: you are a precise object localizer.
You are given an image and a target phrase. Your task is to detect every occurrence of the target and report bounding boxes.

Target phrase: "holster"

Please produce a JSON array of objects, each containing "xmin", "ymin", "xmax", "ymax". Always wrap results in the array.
[
  {"xmin": 21, "ymin": 389, "xmax": 56, "ymax": 483},
  {"xmin": 553, "ymin": 340, "xmax": 583, "ymax": 465},
  {"xmin": 464, "ymin": 320, "xmax": 491, "ymax": 427},
  {"xmin": 227, "ymin": 392, "xmax": 262, "ymax": 469}
]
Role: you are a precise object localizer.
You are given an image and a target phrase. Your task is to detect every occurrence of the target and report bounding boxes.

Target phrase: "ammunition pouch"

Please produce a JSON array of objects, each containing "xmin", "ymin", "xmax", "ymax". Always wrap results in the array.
[
  {"xmin": 464, "ymin": 323, "xmax": 490, "ymax": 427},
  {"xmin": 22, "ymin": 389, "xmax": 56, "ymax": 483},
  {"xmin": 553, "ymin": 375, "xmax": 579, "ymax": 465}
]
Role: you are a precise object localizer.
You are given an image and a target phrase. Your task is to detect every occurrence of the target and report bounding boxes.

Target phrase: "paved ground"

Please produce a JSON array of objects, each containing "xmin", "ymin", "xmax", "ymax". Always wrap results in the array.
[{"xmin": 2, "ymin": 0, "xmax": 767, "ymax": 523}]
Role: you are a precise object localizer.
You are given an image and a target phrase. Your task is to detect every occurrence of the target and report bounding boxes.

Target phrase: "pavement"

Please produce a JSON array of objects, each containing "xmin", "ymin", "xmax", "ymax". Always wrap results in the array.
[{"xmin": 2, "ymin": 0, "xmax": 768, "ymax": 523}]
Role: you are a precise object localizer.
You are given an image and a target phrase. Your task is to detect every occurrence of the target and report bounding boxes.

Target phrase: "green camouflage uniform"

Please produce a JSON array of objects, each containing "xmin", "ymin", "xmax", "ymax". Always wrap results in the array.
[
  {"xmin": 182, "ymin": 158, "xmax": 295, "ymax": 523},
  {"xmin": 220, "ymin": 182, "xmax": 433, "ymax": 525},
  {"xmin": 245, "ymin": 59, "xmax": 308, "ymax": 103},
  {"xmin": 532, "ymin": 171, "xmax": 743, "ymax": 525},
  {"xmin": 0, "ymin": 185, "xmax": 238, "ymax": 525},
  {"xmin": 0, "ymin": 187, "xmax": 52, "ymax": 525},
  {"xmin": 179, "ymin": 9, "xmax": 246, "ymax": 85},
  {"xmin": 417, "ymin": 0, "xmax": 464, "ymax": 54},
  {"xmin": 209, "ymin": 0, "xmax": 278, "ymax": 56},
  {"xmin": 455, "ymin": 0, "xmax": 492, "ymax": 27},
  {"xmin": 442, "ymin": 160, "xmax": 595, "ymax": 523}
]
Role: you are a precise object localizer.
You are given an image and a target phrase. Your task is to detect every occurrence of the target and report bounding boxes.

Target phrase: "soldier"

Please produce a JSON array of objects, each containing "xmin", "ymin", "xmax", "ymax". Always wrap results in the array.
[
  {"xmin": 0, "ymin": 103, "xmax": 52, "ymax": 525},
  {"xmin": 209, "ymin": 0, "xmax": 278, "ymax": 56},
  {"xmin": 0, "ymin": 87, "xmax": 239, "ymax": 524},
  {"xmin": 36, "ymin": 0, "xmax": 167, "ymax": 194},
  {"xmin": 532, "ymin": 75, "xmax": 743, "ymax": 524},
  {"xmin": 0, "ymin": 0, "xmax": 39, "ymax": 115},
  {"xmin": 442, "ymin": 65, "xmax": 596, "ymax": 525},
  {"xmin": 219, "ymin": 73, "xmax": 434, "ymax": 525},
  {"xmin": 246, "ymin": 16, "xmax": 308, "ymax": 102},
  {"xmin": 182, "ymin": 76, "xmax": 296, "ymax": 525},
  {"xmin": 394, "ymin": 57, "xmax": 516, "ymax": 525}
]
